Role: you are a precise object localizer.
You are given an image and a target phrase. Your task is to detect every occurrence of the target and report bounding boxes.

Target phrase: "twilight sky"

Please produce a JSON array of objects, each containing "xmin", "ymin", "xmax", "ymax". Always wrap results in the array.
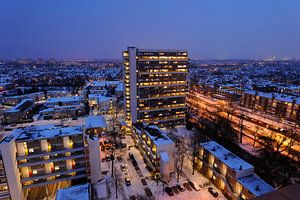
[{"xmin": 0, "ymin": 0, "xmax": 300, "ymax": 60}]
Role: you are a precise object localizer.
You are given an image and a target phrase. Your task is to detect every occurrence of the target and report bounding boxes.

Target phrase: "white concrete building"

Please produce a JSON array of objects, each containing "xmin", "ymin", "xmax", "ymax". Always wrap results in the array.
[
  {"xmin": 0, "ymin": 124, "xmax": 102, "ymax": 200},
  {"xmin": 132, "ymin": 123, "xmax": 175, "ymax": 181}
]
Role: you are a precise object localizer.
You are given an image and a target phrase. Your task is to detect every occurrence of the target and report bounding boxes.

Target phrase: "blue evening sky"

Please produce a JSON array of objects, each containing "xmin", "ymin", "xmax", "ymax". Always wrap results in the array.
[{"xmin": 0, "ymin": 0, "xmax": 299, "ymax": 59}]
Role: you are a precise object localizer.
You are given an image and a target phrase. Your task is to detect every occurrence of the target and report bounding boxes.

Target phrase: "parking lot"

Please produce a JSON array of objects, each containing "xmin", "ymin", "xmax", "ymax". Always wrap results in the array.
[{"xmin": 98, "ymin": 131, "xmax": 226, "ymax": 200}]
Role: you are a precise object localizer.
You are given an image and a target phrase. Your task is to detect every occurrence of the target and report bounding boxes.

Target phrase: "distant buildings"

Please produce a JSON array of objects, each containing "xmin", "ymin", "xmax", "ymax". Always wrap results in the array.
[
  {"xmin": 197, "ymin": 141, "xmax": 274, "ymax": 200},
  {"xmin": 241, "ymin": 91, "xmax": 300, "ymax": 123},
  {"xmin": 132, "ymin": 123, "xmax": 175, "ymax": 180},
  {"xmin": 88, "ymin": 94, "xmax": 116, "ymax": 114},
  {"xmin": 3, "ymin": 99, "xmax": 34, "ymax": 124},
  {"xmin": 40, "ymin": 96, "xmax": 86, "ymax": 120},
  {"xmin": 187, "ymin": 85, "xmax": 300, "ymax": 160},
  {"xmin": 123, "ymin": 47, "xmax": 189, "ymax": 127},
  {"xmin": 0, "ymin": 124, "xmax": 101, "ymax": 200},
  {"xmin": 84, "ymin": 115, "xmax": 107, "ymax": 137}
]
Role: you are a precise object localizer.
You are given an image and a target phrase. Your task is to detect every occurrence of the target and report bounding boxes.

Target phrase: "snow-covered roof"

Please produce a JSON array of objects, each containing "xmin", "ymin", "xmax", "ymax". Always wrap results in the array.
[
  {"xmin": 160, "ymin": 151, "xmax": 170, "ymax": 163},
  {"xmin": 9, "ymin": 124, "xmax": 83, "ymax": 142},
  {"xmin": 88, "ymin": 94, "xmax": 112, "ymax": 102},
  {"xmin": 238, "ymin": 174, "xmax": 274, "ymax": 197},
  {"xmin": 4, "ymin": 98, "xmax": 33, "ymax": 113},
  {"xmin": 56, "ymin": 184, "xmax": 89, "ymax": 200},
  {"xmin": 200, "ymin": 141, "xmax": 254, "ymax": 174},
  {"xmin": 85, "ymin": 116, "xmax": 107, "ymax": 129},
  {"xmin": 244, "ymin": 90, "xmax": 300, "ymax": 105},
  {"xmin": 116, "ymin": 82, "xmax": 124, "ymax": 92},
  {"xmin": 134, "ymin": 123, "xmax": 174, "ymax": 146},
  {"xmin": 46, "ymin": 96, "xmax": 83, "ymax": 104}
]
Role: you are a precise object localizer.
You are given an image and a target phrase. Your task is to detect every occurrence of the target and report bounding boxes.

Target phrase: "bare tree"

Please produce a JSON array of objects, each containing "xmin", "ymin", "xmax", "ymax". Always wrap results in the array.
[{"xmin": 175, "ymin": 138, "xmax": 187, "ymax": 183}]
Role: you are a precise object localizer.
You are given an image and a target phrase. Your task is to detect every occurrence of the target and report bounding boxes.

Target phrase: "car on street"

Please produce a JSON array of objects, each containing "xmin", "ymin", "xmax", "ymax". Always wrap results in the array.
[
  {"xmin": 120, "ymin": 164, "xmax": 127, "ymax": 172},
  {"xmin": 131, "ymin": 159, "xmax": 138, "ymax": 166},
  {"xmin": 129, "ymin": 195, "xmax": 136, "ymax": 200},
  {"xmin": 183, "ymin": 182, "xmax": 192, "ymax": 191},
  {"xmin": 176, "ymin": 184, "xmax": 186, "ymax": 192},
  {"xmin": 171, "ymin": 186, "xmax": 180, "ymax": 194},
  {"xmin": 125, "ymin": 177, "xmax": 131, "ymax": 186},
  {"xmin": 145, "ymin": 165, "xmax": 153, "ymax": 173},
  {"xmin": 188, "ymin": 180, "xmax": 201, "ymax": 191},
  {"xmin": 105, "ymin": 155, "xmax": 111, "ymax": 162},
  {"xmin": 144, "ymin": 187, "xmax": 154, "ymax": 199},
  {"xmin": 208, "ymin": 187, "xmax": 218, "ymax": 197},
  {"xmin": 141, "ymin": 178, "xmax": 147, "ymax": 185},
  {"xmin": 165, "ymin": 187, "xmax": 174, "ymax": 196}
]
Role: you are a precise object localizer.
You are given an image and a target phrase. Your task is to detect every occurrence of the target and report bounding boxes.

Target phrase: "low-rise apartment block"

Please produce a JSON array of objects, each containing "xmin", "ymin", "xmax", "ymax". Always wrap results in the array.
[
  {"xmin": 3, "ymin": 99, "xmax": 34, "ymax": 124},
  {"xmin": 0, "ymin": 124, "xmax": 101, "ymax": 200},
  {"xmin": 132, "ymin": 123, "xmax": 175, "ymax": 181},
  {"xmin": 84, "ymin": 115, "xmax": 107, "ymax": 137},
  {"xmin": 197, "ymin": 141, "xmax": 274, "ymax": 200}
]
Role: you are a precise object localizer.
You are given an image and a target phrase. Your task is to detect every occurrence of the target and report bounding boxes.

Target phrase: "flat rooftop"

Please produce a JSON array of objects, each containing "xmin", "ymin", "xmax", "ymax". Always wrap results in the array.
[
  {"xmin": 8, "ymin": 124, "xmax": 83, "ymax": 142},
  {"xmin": 46, "ymin": 96, "xmax": 83, "ymax": 104},
  {"xmin": 85, "ymin": 116, "xmax": 107, "ymax": 129},
  {"xmin": 5, "ymin": 98, "xmax": 33, "ymax": 113},
  {"xmin": 200, "ymin": 141, "xmax": 254, "ymax": 172},
  {"xmin": 238, "ymin": 174, "xmax": 274, "ymax": 197},
  {"xmin": 244, "ymin": 90, "xmax": 300, "ymax": 105},
  {"xmin": 134, "ymin": 123, "xmax": 174, "ymax": 146},
  {"xmin": 56, "ymin": 184, "xmax": 89, "ymax": 200}
]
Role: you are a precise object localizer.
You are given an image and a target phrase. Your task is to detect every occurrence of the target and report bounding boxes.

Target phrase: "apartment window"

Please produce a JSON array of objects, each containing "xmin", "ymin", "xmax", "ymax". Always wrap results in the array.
[{"xmin": 28, "ymin": 148, "xmax": 34, "ymax": 153}]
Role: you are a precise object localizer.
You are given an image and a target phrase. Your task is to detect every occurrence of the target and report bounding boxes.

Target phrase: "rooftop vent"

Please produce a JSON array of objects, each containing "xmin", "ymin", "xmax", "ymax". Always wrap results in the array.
[
  {"xmin": 224, "ymin": 155, "xmax": 228, "ymax": 160},
  {"xmin": 212, "ymin": 147, "xmax": 216, "ymax": 151},
  {"xmin": 255, "ymin": 185, "xmax": 260, "ymax": 191},
  {"xmin": 239, "ymin": 165, "xmax": 243, "ymax": 170}
]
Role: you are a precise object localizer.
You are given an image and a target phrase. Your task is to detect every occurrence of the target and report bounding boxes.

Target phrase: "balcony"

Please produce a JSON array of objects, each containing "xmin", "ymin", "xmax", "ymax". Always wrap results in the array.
[
  {"xmin": 16, "ymin": 147, "xmax": 84, "ymax": 161},
  {"xmin": 18, "ymin": 153, "xmax": 85, "ymax": 168},
  {"xmin": 22, "ymin": 170, "xmax": 87, "ymax": 189}
]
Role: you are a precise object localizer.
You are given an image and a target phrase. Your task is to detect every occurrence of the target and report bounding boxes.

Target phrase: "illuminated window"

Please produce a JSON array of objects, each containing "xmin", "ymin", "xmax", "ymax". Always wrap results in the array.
[{"xmin": 29, "ymin": 148, "xmax": 34, "ymax": 153}]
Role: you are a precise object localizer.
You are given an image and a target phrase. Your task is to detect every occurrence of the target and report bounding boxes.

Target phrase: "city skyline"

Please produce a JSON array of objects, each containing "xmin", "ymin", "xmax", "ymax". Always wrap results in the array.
[{"xmin": 1, "ymin": 0, "xmax": 300, "ymax": 60}]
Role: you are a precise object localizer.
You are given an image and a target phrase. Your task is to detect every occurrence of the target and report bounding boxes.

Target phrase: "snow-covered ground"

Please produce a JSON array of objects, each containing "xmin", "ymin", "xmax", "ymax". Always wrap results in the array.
[{"xmin": 96, "ymin": 127, "xmax": 226, "ymax": 200}]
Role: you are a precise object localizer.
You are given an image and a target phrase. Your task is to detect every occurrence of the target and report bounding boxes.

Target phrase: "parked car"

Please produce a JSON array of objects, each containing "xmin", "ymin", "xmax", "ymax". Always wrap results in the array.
[
  {"xmin": 117, "ymin": 156, "xmax": 123, "ymax": 162},
  {"xmin": 183, "ymin": 182, "xmax": 192, "ymax": 191},
  {"xmin": 120, "ymin": 164, "xmax": 127, "ymax": 172},
  {"xmin": 105, "ymin": 155, "xmax": 111, "ymax": 162},
  {"xmin": 132, "ymin": 159, "xmax": 137, "ymax": 166},
  {"xmin": 208, "ymin": 187, "xmax": 218, "ymax": 197},
  {"xmin": 141, "ymin": 178, "xmax": 147, "ymax": 185},
  {"xmin": 129, "ymin": 152, "xmax": 134, "ymax": 160},
  {"xmin": 176, "ymin": 184, "xmax": 186, "ymax": 192},
  {"xmin": 188, "ymin": 180, "xmax": 201, "ymax": 191},
  {"xmin": 144, "ymin": 187, "xmax": 154, "ymax": 198},
  {"xmin": 125, "ymin": 177, "xmax": 131, "ymax": 186},
  {"xmin": 171, "ymin": 186, "xmax": 180, "ymax": 194},
  {"xmin": 129, "ymin": 195, "xmax": 136, "ymax": 200},
  {"xmin": 165, "ymin": 187, "xmax": 174, "ymax": 196},
  {"xmin": 146, "ymin": 165, "xmax": 153, "ymax": 172}
]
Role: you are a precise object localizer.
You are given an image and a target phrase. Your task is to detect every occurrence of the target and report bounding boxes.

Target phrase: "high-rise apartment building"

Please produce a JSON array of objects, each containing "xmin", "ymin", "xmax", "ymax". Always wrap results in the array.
[{"xmin": 123, "ymin": 47, "xmax": 189, "ymax": 127}]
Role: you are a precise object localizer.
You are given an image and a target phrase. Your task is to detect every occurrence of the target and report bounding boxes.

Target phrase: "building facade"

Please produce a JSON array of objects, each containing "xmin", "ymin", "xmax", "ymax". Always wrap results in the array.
[
  {"xmin": 187, "ymin": 85, "xmax": 300, "ymax": 160},
  {"xmin": 123, "ymin": 47, "xmax": 189, "ymax": 127},
  {"xmin": 0, "ymin": 124, "xmax": 101, "ymax": 200},
  {"xmin": 132, "ymin": 123, "xmax": 175, "ymax": 181},
  {"xmin": 197, "ymin": 141, "xmax": 274, "ymax": 200}
]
